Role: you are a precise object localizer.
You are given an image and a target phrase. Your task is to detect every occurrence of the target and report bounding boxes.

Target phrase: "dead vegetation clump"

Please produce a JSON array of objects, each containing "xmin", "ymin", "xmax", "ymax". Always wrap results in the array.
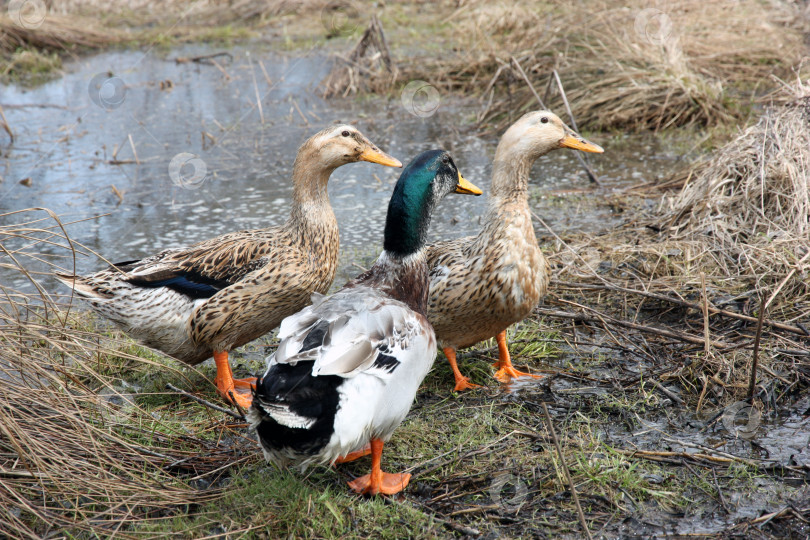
[
  {"xmin": 395, "ymin": 0, "xmax": 806, "ymax": 131},
  {"xmin": 662, "ymin": 78, "xmax": 810, "ymax": 303},
  {"xmin": 0, "ymin": 12, "xmax": 125, "ymax": 55},
  {"xmin": 532, "ymin": 81, "xmax": 810, "ymax": 409},
  {"xmin": 321, "ymin": 15, "xmax": 397, "ymax": 97},
  {"xmin": 0, "ymin": 209, "xmax": 252, "ymax": 537}
]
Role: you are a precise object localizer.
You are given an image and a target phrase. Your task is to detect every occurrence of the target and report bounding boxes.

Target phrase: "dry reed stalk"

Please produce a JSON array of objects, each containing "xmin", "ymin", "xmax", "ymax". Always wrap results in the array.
[{"xmin": 0, "ymin": 104, "xmax": 12, "ymax": 141}]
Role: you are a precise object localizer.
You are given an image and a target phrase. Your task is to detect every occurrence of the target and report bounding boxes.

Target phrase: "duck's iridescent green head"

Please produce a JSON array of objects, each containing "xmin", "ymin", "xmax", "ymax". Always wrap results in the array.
[{"xmin": 383, "ymin": 150, "xmax": 481, "ymax": 256}]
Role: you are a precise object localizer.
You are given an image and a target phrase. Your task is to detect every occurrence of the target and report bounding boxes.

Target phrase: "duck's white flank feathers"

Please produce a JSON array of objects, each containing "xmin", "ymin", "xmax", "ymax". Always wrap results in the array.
[{"xmin": 250, "ymin": 286, "xmax": 436, "ymax": 468}]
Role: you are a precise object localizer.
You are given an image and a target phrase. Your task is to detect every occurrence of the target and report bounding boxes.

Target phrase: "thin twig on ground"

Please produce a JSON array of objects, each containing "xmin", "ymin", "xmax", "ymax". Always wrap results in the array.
[
  {"xmin": 542, "ymin": 403, "xmax": 592, "ymax": 540},
  {"xmin": 166, "ymin": 383, "xmax": 244, "ymax": 420}
]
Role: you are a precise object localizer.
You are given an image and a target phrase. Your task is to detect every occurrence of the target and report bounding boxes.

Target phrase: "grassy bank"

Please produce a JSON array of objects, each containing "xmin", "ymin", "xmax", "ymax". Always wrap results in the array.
[{"xmin": 323, "ymin": 0, "xmax": 808, "ymax": 133}]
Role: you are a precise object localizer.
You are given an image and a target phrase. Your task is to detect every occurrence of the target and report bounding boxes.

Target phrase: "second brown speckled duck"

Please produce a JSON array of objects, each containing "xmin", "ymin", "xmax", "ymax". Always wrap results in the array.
[
  {"xmin": 56, "ymin": 125, "xmax": 401, "ymax": 408},
  {"xmin": 426, "ymin": 111, "xmax": 604, "ymax": 391}
]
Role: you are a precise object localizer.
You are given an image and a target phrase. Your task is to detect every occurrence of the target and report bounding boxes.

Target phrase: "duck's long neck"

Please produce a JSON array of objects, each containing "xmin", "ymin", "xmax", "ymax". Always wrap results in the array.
[
  {"xmin": 489, "ymin": 142, "xmax": 535, "ymax": 204},
  {"xmin": 382, "ymin": 182, "xmax": 438, "ymax": 257},
  {"xmin": 478, "ymin": 140, "xmax": 540, "ymax": 248},
  {"xmin": 287, "ymin": 148, "xmax": 338, "ymax": 235},
  {"xmin": 357, "ymin": 180, "xmax": 439, "ymax": 315},
  {"xmin": 356, "ymin": 250, "xmax": 429, "ymax": 315}
]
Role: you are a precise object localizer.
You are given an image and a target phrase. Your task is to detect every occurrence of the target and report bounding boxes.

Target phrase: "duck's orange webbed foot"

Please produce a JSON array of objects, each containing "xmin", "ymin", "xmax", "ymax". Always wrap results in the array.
[
  {"xmin": 335, "ymin": 444, "xmax": 372, "ymax": 464},
  {"xmin": 494, "ymin": 364, "xmax": 543, "ymax": 383},
  {"xmin": 232, "ymin": 377, "xmax": 257, "ymax": 390},
  {"xmin": 348, "ymin": 471, "xmax": 411, "ymax": 495},
  {"xmin": 492, "ymin": 331, "xmax": 543, "ymax": 383},
  {"xmin": 346, "ymin": 439, "xmax": 410, "ymax": 495},
  {"xmin": 444, "ymin": 347, "xmax": 482, "ymax": 392},
  {"xmin": 226, "ymin": 388, "xmax": 254, "ymax": 410},
  {"xmin": 213, "ymin": 351, "xmax": 255, "ymax": 409}
]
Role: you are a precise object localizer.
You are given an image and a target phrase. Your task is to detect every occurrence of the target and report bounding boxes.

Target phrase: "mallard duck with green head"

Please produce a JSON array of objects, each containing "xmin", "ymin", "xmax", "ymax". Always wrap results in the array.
[{"xmin": 249, "ymin": 150, "xmax": 482, "ymax": 495}]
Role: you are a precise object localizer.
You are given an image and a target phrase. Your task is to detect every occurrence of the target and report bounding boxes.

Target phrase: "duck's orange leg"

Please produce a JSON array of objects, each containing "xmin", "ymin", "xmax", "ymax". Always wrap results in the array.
[
  {"xmin": 347, "ymin": 439, "xmax": 410, "ymax": 496},
  {"xmin": 444, "ymin": 347, "xmax": 481, "ymax": 391},
  {"xmin": 335, "ymin": 444, "xmax": 372, "ymax": 464},
  {"xmin": 493, "ymin": 331, "xmax": 542, "ymax": 383},
  {"xmin": 213, "ymin": 350, "xmax": 255, "ymax": 409}
]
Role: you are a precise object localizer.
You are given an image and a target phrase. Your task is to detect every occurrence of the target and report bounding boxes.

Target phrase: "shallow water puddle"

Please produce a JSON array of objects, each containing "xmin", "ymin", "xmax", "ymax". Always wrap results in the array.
[{"xmin": 1, "ymin": 43, "xmax": 676, "ymax": 292}]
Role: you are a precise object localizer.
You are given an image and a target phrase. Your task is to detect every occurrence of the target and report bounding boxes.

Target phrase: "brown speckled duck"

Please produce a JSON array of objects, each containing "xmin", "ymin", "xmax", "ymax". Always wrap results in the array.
[
  {"xmin": 426, "ymin": 111, "xmax": 603, "ymax": 391},
  {"xmin": 56, "ymin": 125, "xmax": 401, "ymax": 409}
]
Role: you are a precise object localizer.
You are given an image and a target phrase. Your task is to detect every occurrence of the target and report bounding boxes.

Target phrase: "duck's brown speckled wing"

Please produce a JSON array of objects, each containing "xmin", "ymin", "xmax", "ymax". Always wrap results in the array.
[
  {"xmin": 119, "ymin": 228, "xmax": 279, "ymax": 289},
  {"xmin": 426, "ymin": 205, "xmax": 549, "ymax": 350},
  {"xmin": 426, "ymin": 235, "xmax": 500, "ymax": 349},
  {"xmin": 167, "ymin": 225, "xmax": 339, "ymax": 355}
]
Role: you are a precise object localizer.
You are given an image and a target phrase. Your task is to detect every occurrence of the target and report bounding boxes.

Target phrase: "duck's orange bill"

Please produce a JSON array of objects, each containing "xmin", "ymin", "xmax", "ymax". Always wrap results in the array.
[
  {"xmin": 560, "ymin": 135, "xmax": 604, "ymax": 153},
  {"xmin": 454, "ymin": 173, "xmax": 482, "ymax": 195},
  {"xmin": 359, "ymin": 147, "xmax": 403, "ymax": 167}
]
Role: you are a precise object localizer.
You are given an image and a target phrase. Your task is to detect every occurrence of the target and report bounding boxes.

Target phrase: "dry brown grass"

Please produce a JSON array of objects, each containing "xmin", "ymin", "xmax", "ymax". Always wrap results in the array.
[
  {"xmin": 0, "ymin": 13, "xmax": 125, "ymax": 55},
  {"xmin": 47, "ymin": 0, "xmax": 327, "ymax": 20},
  {"xmin": 535, "ymin": 79, "xmax": 810, "ymax": 401},
  {"xmin": 396, "ymin": 0, "xmax": 806, "ymax": 131},
  {"xmin": 0, "ymin": 209, "xmax": 249, "ymax": 537},
  {"xmin": 0, "ymin": 0, "xmax": 333, "ymax": 56},
  {"xmin": 661, "ymin": 77, "xmax": 810, "ymax": 304}
]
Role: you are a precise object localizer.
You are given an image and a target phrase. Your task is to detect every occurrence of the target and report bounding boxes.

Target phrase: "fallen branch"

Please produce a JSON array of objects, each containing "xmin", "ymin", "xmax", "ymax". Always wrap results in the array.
[
  {"xmin": 537, "ymin": 304, "xmax": 736, "ymax": 349},
  {"xmin": 617, "ymin": 448, "xmax": 733, "ymax": 465},
  {"xmin": 552, "ymin": 280, "xmax": 808, "ymax": 337},
  {"xmin": 173, "ymin": 52, "xmax": 233, "ymax": 65},
  {"xmin": 165, "ymin": 384, "xmax": 244, "ymax": 421},
  {"xmin": 321, "ymin": 15, "xmax": 395, "ymax": 97},
  {"xmin": 649, "ymin": 379, "xmax": 684, "ymax": 405}
]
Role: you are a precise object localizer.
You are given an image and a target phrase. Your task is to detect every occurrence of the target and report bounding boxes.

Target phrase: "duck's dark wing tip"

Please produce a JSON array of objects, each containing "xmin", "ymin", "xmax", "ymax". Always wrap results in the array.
[{"xmin": 126, "ymin": 270, "xmax": 228, "ymax": 299}]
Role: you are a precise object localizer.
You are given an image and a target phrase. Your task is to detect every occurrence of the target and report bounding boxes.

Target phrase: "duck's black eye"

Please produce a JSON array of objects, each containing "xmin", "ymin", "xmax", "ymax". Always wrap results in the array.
[
  {"xmin": 341, "ymin": 130, "xmax": 350, "ymax": 137},
  {"xmin": 442, "ymin": 155, "xmax": 450, "ymax": 164},
  {"xmin": 540, "ymin": 117, "xmax": 549, "ymax": 124}
]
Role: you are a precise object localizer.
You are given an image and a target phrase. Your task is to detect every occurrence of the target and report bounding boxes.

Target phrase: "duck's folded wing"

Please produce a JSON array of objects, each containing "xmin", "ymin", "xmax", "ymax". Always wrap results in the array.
[
  {"xmin": 123, "ymin": 267, "xmax": 232, "ymax": 299},
  {"xmin": 113, "ymin": 232, "xmax": 276, "ymax": 298},
  {"xmin": 272, "ymin": 288, "xmax": 428, "ymax": 380}
]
